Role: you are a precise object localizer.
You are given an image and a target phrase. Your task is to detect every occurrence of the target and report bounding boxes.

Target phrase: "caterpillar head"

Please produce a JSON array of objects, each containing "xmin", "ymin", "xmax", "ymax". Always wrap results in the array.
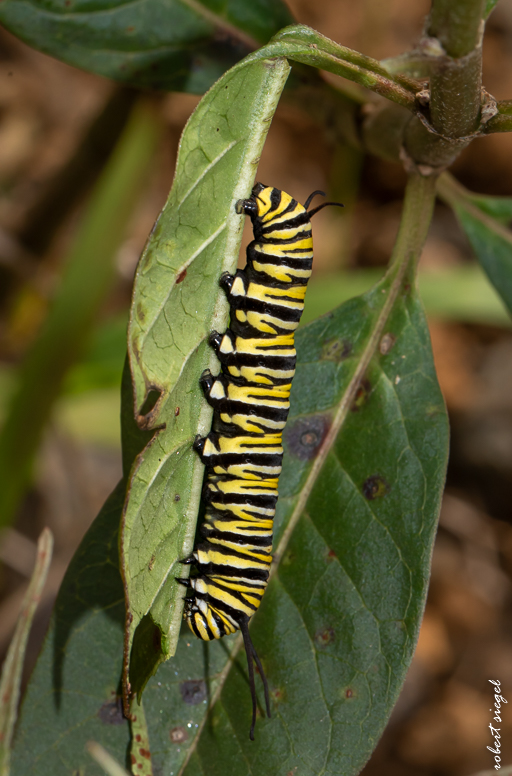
[{"xmin": 236, "ymin": 182, "xmax": 281, "ymax": 221}]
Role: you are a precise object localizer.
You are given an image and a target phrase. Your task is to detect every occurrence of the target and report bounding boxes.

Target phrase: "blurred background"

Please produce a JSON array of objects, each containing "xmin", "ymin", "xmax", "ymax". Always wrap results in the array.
[{"xmin": 1, "ymin": 0, "xmax": 512, "ymax": 773}]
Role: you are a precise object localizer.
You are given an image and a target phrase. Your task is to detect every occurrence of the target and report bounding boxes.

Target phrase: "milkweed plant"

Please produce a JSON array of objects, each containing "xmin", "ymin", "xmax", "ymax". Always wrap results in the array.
[{"xmin": 0, "ymin": 1, "xmax": 511, "ymax": 775}]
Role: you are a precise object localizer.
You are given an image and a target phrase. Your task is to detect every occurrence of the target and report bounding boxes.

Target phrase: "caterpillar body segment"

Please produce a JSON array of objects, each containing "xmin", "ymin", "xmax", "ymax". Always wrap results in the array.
[{"xmin": 181, "ymin": 182, "xmax": 342, "ymax": 739}]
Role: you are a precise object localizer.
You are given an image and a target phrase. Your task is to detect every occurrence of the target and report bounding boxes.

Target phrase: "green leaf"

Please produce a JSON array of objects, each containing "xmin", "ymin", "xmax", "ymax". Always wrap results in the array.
[
  {"xmin": 121, "ymin": 56, "xmax": 292, "ymax": 698},
  {"xmin": 10, "ymin": 483, "xmax": 128, "ymax": 776},
  {"xmin": 11, "ymin": 254, "xmax": 448, "ymax": 776},
  {"xmin": 438, "ymin": 173, "xmax": 512, "ymax": 318},
  {"xmin": 12, "ymin": 258, "xmax": 449, "ymax": 775},
  {"xmin": 11, "ymin": 166, "xmax": 447, "ymax": 775},
  {"xmin": 0, "ymin": 0, "xmax": 294, "ymax": 93},
  {"xmin": 158, "ymin": 267, "xmax": 447, "ymax": 776},
  {"xmin": 484, "ymin": 0, "xmax": 500, "ymax": 18}
]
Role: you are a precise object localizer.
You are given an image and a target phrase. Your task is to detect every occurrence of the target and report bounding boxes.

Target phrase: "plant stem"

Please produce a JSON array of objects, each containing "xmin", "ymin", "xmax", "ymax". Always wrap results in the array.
[
  {"xmin": 248, "ymin": 25, "xmax": 421, "ymax": 111},
  {"xmin": 427, "ymin": 0, "xmax": 485, "ymax": 137},
  {"xmin": 495, "ymin": 99, "xmax": 512, "ymax": 115},
  {"xmin": 0, "ymin": 100, "xmax": 162, "ymax": 527},
  {"xmin": 485, "ymin": 115, "xmax": 512, "ymax": 133},
  {"xmin": 0, "ymin": 528, "xmax": 53, "ymax": 776},
  {"xmin": 429, "ymin": 0, "xmax": 485, "ymax": 57},
  {"xmin": 389, "ymin": 172, "xmax": 438, "ymax": 273}
]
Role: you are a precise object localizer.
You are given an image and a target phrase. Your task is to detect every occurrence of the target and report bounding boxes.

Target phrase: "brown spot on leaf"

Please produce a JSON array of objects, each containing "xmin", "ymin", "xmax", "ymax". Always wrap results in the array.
[
  {"xmin": 285, "ymin": 415, "xmax": 330, "ymax": 460},
  {"xmin": 379, "ymin": 332, "xmax": 396, "ymax": 355},
  {"xmin": 315, "ymin": 627, "xmax": 335, "ymax": 647},
  {"xmin": 271, "ymin": 688, "xmax": 284, "ymax": 703},
  {"xmin": 281, "ymin": 549, "xmax": 295, "ymax": 566},
  {"xmin": 148, "ymin": 554, "xmax": 155, "ymax": 571},
  {"xmin": 174, "ymin": 406, "xmax": 180, "ymax": 416},
  {"xmin": 326, "ymin": 549, "xmax": 337, "ymax": 562},
  {"xmin": 362, "ymin": 474, "xmax": 390, "ymax": 500},
  {"xmin": 170, "ymin": 726, "xmax": 188, "ymax": 743},
  {"xmin": 351, "ymin": 378, "xmax": 371, "ymax": 412},
  {"xmin": 345, "ymin": 688, "xmax": 354, "ymax": 698},
  {"xmin": 322, "ymin": 337, "xmax": 352, "ymax": 362},
  {"xmin": 98, "ymin": 696, "xmax": 125, "ymax": 725},
  {"xmin": 174, "ymin": 494, "xmax": 180, "ymax": 502},
  {"xmin": 180, "ymin": 679, "xmax": 206, "ymax": 705},
  {"xmin": 176, "ymin": 269, "xmax": 187, "ymax": 283},
  {"xmin": 139, "ymin": 748, "xmax": 151, "ymax": 759}
]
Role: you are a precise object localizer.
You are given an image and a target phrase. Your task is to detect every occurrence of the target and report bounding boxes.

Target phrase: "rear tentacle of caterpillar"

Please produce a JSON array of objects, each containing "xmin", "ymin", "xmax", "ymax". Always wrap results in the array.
[{"xmin": 179, "ymin": 183, "xmax": 343, "ymax": 739}]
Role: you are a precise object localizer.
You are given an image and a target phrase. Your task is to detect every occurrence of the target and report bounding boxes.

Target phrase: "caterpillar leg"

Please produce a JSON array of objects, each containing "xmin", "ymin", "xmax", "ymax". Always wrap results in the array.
[
  {"xmin": 199, "ymin": 369, "xmax": 215, "ymax": 394},
  {"xmin": 193, "ymin": 434, "xmax": 206, "ymax": 458},
  {"xmin": 219, "ymin": 272, "xmax": 234, "ymax": 292},
  {"xmin": 208, "ymin": 330, "xmax": 235, "ymax": 359},
  {"xmin": 200, "ymin": 370, "xmax": 228, "ymax": 407},
  {"xmin": 220, "ymin": 271, "xmax": 247, "ymax": 302},
  {"xmin": 193, "ymin": 432, "xmax": 223, "ymax": 464},
  {"xmin": 179, "ymin": 553, "xmax": 197, "ymax": 565}
]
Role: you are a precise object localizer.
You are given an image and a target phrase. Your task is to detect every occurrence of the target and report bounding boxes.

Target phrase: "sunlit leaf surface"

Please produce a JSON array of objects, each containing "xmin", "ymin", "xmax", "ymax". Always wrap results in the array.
[{"xmin": 121, "ymin": 56, "xmax": 291, "ymax": 695}]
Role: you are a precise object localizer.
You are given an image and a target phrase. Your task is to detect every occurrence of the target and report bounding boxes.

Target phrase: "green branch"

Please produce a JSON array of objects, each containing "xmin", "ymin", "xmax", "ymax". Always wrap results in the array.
[
  {"xmin": 426, "ymin": 0, "xmax": 485, "ymax": 137},
  {"xmin": 0, "ymin": 100, "xmax": 162, "ymax": 527},
  {"xmin": 247, "ymin": 25, "xmax": 421, "ymax": 111},
  {"xmin": 484, "ymin": 101, "xmax": 512, "ymax": 133},
  {"xmin": 429, "ymin": 0, "xmax": 485, "ymax": 57}
]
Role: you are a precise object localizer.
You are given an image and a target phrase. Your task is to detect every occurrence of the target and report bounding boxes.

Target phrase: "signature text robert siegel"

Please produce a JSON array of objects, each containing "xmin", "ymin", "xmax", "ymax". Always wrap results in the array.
[{"xmin": 488, "ymin": 679, "xmax": 508, "ymax": 770}]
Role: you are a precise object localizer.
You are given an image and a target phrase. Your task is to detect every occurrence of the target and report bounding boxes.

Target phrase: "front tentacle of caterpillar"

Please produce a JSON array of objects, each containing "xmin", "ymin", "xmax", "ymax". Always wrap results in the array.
[{"xmin": 178, "ymin": 182, "xmax": 342, "ymax": 739}]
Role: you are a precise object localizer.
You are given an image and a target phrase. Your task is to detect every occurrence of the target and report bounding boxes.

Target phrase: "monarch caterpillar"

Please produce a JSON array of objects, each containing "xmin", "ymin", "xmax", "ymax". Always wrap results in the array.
[{"xmin": 178, "ymin": 183, "xmax": 343, "ymax": 739}]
